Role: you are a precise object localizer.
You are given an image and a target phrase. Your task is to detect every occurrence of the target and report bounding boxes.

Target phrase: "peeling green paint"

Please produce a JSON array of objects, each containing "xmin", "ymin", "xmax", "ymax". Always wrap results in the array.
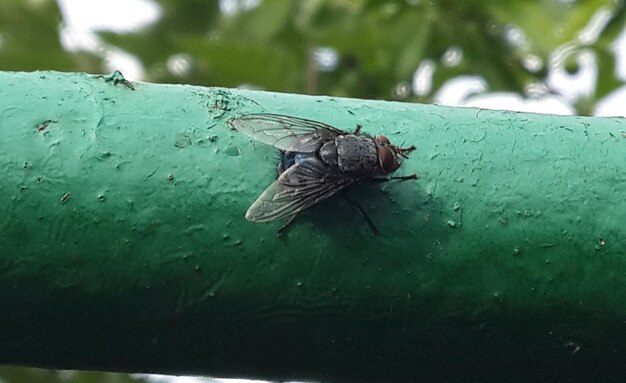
[{"xmin": 0, "ymin": 71, "xmax": 625, "ymax": 382}]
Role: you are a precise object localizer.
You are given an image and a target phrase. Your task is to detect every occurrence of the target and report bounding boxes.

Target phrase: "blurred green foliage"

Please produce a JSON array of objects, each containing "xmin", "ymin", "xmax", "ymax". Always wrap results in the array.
[
  {"xmin": 99, "ymin": 0, "xmax": 625, "ymax": 115},
  {"xmin": 0, "ymin": 1, "xmax": 99, "ymax": 72},
  {"xmin": 0, "ymin": 0, "xmax": 624, "ymax": 115}
]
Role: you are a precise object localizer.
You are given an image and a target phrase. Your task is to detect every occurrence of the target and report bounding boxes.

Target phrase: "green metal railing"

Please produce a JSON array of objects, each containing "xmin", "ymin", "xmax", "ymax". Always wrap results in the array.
[{"xmin": 1, "ymin": 70, "xmax": 625, "ymax": 382}]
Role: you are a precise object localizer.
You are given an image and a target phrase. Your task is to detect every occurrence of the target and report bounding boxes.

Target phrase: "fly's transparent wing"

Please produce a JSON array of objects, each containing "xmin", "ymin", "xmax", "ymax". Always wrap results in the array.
[
  {"xmin": 245, "ymin": 158, "xmax": 356, "ymax": 222},
  {"xmin": 228, "ymin": 114, "xmax": 344, "ymax": 153}
]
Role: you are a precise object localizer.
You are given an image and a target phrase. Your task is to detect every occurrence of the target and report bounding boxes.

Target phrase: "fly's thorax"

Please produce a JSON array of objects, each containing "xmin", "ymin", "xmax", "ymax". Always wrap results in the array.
[
  {"xmin": 333, "ymin": 135, "xmax": 379, "ymax": 173},
  {"xmin": 319, "ymin": 140, "xmax": 338, "ymax": 167}
]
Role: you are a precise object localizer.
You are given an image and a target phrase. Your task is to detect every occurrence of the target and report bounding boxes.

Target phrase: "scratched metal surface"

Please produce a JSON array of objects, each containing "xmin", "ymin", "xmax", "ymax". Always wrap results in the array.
[{"xmin": 0, "ymin": 71, "xmax": 625, "ymax": 382}]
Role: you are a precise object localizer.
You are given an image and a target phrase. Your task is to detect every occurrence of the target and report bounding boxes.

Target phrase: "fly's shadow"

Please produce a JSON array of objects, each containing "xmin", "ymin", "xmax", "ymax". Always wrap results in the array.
[{"xmin": 277, "ymin": 175, "xmax": 419, "ymax": 237}]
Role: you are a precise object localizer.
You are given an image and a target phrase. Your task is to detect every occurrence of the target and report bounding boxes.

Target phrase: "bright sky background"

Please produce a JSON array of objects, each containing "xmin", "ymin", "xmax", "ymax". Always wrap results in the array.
[{"xmin": 52, "ymin": 0, "xmax": 626, "ymax": 382}]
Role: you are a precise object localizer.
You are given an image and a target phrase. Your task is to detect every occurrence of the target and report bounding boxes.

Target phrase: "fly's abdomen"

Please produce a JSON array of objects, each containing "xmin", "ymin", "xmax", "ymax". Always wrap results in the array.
[
  {"xmin": 335, "ymin": 135, "xmax": 378, "ymax": 173},
  {"xmin": 280, "ymin": 151, "xmax": 315, "ymax": 174}
]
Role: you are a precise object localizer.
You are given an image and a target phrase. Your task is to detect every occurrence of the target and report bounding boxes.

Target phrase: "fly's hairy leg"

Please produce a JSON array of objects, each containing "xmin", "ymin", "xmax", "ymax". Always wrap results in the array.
[
  {"xmin": 276, "ymin": 214, "xmax": 297, "ymax": 237},
  {"xmin": 354, "ymin": 124, "xmax": 363, "ymax": 135},
  {"xmin": 396, "ymin": 145, "xmax": 416, "ymax": 159},
  {"xmin": 342, "ymin": 195, "xmax": 379, "ymax": 236},
  {"xmin": 372, "ymin": 174, "xmax": 418, "ymax": 182}
]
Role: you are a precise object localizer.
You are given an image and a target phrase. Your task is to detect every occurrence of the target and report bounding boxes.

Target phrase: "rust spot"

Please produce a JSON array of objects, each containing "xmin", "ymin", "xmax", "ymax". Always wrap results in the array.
[
  {"xmin": 61, "ymin": 192, "xmax": 71, "ymax": 204},
  {"xmin": 35, "ymin": 120, "xmax": 57, "ymax": 132}
]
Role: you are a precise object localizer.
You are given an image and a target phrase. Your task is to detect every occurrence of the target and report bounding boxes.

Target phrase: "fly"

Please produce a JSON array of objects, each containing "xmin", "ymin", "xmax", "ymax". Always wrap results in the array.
[{"xmin": 228, "ymin": 114, "xmax": 417, "ymax": 235}]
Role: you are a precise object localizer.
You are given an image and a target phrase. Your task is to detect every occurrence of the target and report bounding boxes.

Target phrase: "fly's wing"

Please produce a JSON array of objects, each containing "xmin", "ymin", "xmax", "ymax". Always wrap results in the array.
[
  {"xmin": 228, "ymin": 114, "xmax": 344, "ymax": 153},
  {"xmin": 245, "ymin": 158, "xmax": 356, "ymax": 222}
]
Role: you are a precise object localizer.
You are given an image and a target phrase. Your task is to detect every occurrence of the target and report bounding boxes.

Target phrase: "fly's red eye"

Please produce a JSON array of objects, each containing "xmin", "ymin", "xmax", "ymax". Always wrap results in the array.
[
  {"xmin": 375, "ymin": 135, "xmax": 391, "ymax": 145},
  {"xmin": 379, "ymin": 146, "xmax": 400, "ymax": 173}
]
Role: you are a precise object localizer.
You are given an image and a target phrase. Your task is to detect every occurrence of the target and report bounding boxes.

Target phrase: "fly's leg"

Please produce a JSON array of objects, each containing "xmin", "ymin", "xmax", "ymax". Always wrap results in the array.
[
  {"xmin": 276, "ymin": 214, "xmax": 297, "ymax": 237},
  {"xmin": 396, "ymin": 145, "xmax": 416, "ymax": 159},
  {"xmin": 372, "ymin": 174, "xmax": 418, "ymax": 182},
  {"xmin": 353, "ymin": 201, "xmax": 379, "ymax": 236},
  {"xmin": 354, "ymin": 124, "xmax": 363, "ymax": 135},
  {"xmin": 342, "ymin": 195, "xmax": 379, "ymax": 236}
]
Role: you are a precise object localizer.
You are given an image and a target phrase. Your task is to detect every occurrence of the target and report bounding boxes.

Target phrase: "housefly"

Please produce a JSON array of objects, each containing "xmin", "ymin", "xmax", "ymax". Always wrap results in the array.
[{"xmin": 228, "ymin": 114, "xmax": 416, "ymax": 234}]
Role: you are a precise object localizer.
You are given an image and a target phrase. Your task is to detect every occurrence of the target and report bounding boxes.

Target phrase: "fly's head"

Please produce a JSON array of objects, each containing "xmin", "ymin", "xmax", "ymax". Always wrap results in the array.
[{"xmin": 375, "ymin": 135, "xmax": 416, "ymax": 173}]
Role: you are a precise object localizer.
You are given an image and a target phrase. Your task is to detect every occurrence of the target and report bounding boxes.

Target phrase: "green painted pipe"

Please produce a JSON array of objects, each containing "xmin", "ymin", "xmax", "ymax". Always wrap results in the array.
[{"xmin": 0, "ymin": 71, "xmax": 625, "ymax": 382}]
